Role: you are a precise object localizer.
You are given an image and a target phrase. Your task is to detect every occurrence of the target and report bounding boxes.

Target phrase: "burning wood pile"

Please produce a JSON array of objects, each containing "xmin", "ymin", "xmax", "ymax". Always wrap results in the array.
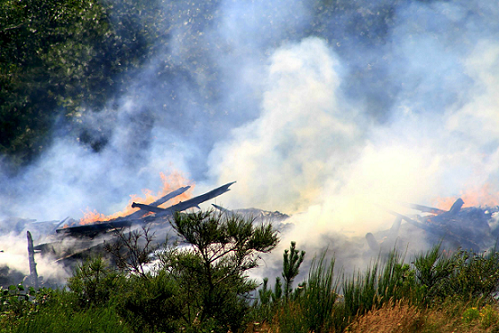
[
  {"xmin": 27, "ymin": 181, "xmax": 237, "ymax": 266},
  {"xmin": 56, "ymin": 182, "xmax": 235, "ymax": 236}
]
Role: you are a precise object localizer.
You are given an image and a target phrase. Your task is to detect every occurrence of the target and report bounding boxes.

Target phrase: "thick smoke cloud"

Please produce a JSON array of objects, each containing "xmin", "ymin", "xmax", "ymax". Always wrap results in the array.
[{"xmin": 2, "ymin": 0, "xmax": 499, "ymax": 279}]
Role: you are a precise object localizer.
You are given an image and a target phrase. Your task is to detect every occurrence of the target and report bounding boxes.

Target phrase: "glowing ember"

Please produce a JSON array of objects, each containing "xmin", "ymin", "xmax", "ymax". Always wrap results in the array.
[
  {"xmin": 77, "ymin": 171, "xmax": 194, "ymax": 226},
  {"xmin": 432, "ymin": 184, "xmax": 499, "ymax": 210}
]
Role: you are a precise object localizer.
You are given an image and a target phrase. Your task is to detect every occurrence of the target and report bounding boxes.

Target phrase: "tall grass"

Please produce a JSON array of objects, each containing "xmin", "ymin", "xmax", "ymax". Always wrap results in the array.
[
  {"xmin": 341, "ymin": 250, "xmax": 415, "ymax": 321},
  {"xmin": 300, "ymin": 253, "xmax": 338, "ymax": 333},
  {"xmin": 14, "ymin": 302, "xmax": 131, "ymax": 333},
  {"xmin": 270, "ymin": 251, "xmax": 337, "ymax": 333},
  {"xmin": 254, "ymin": 244, "xmax": 499, "ymax": 332}
]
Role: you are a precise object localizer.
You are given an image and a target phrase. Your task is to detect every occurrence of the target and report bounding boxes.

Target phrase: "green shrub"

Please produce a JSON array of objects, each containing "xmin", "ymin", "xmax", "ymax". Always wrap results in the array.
[
  {"xmin": 414, "ymin": 245, "xmax": 499, "ymax": 303},
  {"xmin": 67, "ymin": 256, "xmax": 122, "ymax": 308},
  {"xmin": 462, "ymin": 306, "xmax": 480, "ymax": 324},
  {"xmin": 480, "ymin": 305, "xmax": 499, "ymax": 328},
  {"xmin": 114, "ymin": 270, "xmax": 181, "ymax": 333},
  {"xmin": 274, "ymin": 302, "xmax": 308, "ymax": 333},
  {"xmin": 342, "ymin": 250, "xmax": 414, "ymax": 318},
  {"xmin": 156, "ymin": 210, "xmax": 279, "ymax": 332}
]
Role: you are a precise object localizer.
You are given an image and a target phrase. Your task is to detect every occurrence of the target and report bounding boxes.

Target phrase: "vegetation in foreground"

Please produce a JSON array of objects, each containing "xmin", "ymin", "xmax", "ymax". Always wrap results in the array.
[{"xmin": 2, "ymin": 211, "xmax": 499, "ymax": 332}]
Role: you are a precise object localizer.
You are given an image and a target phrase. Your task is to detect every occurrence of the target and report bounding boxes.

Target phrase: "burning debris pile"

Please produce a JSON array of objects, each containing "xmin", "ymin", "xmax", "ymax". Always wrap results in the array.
[
  {"xmin": 4, "ymin": 174, "xmax": 499, "ymax": 289},
  {"xmin": 367, "ymin": 198, "xmax": 499, "ymax": 253},
  {"xmin": 57, "ymin": 182, "xmax": 235, "ymax": 236},
  {"xmin": 0, "ymin": 180, "xmax": 294, "ymax": 287},
  {"xmin": 32, "ymin": 182, "xmax": 237, "ymax": 263}
]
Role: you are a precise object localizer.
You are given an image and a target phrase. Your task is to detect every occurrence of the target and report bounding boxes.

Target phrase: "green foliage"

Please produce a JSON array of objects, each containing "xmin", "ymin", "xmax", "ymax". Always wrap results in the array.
[
  {"xmin": 0, "ymin": 0, "xmax": 103, "ymax": 163},
  {"xmin": 479, "ymin": 304, "xmax": 499, "ymax": 329},
  {"xmin": 254, "ymin": 246, "xmax": 336, "ymax": 333},
  {"xmin": 66, "ymin": 256, "xmax": 122, "ymax": 308},
  {"xmin": 158, "ymin": 210, "xmax": 279, "ymax": 332},
  {"xmin": 0, "ymin": 285, "xmax": 55, "ymax": 332},
  {"xmin": 0, "ymin": 284, "xmax": 37, "ymax": 323},
  {"xmin": 274, "ymin": 302, "xmax": 309, "ymax": 333},
  {"xmin": 282, "ymin": 241, "xmax": 306, "ymax": 300},
  {"xmin": 7, "ymin": 239, "xmax": 499, "ymax": 332},
  {"xmin": 414, "ymin": 246, "xmax": 499, "ymax": 303},
  {"xmin": 14, "ymin": 295, "xmax": 131, "ymax": 333},
  {"xmin": 114, "ymin": 271, "xmax": 181, "ymax": 333},
  {"xmin": 462, "ymin": 306, "xmax": 481, "ymax": 324},
  {"xmin": 342, "ymin": 249, "xmax": 416, "ymax": 325},
  {"xmin": 272, "ymin": 277, "xmax": 283, "ymax": 303},
  {"xmin": 446, "ymin": 248, "xmax": 499, "ymax": 301},
  {"xmin": 0, "ymin": 0, "xmax": 165, "ymax": 166},
  {"xmin": 413, "ymin": 244, "xmax": 456, "ymax": 303},
  {"xmin": 253, "ymin": 242, "xmax": 305, "ymax": 325},
  {"xmin": 300, "ymin": 252, "xmax": 337, "ymax": 333}
]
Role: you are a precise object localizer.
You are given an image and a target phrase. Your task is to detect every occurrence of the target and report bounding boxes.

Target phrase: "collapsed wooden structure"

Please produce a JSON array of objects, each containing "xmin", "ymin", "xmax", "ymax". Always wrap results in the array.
[
  {"xmin": 23, "ymin": 181, "xmax": 236, "ymax": 268},
  {"xmin": 56, "ymin": 181, "xmax": 235, "ymax": 236},
  {"xmin": 367, "ymin": 198, "xmax": 499, "ymax": 252}
]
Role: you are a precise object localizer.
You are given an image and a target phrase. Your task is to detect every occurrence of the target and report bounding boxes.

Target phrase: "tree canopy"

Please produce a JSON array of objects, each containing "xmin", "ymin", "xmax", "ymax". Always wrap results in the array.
[{"xmin": 0, "ymin": 0, "xmax": 164, "ymax": 166}]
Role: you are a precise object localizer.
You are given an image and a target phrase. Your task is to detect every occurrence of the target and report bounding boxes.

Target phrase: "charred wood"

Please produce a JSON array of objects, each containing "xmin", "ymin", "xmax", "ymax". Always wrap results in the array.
[
  {"xmin": 131, "ymin": 181, "xmax": 235, "ymax": 216},
  {"xmin": 55, "ymin": 182, "xmax": 234, "ymax": 237},
  {"xmin": 27, "ymin": 231, "xmax": 39, "ymax": 289}
]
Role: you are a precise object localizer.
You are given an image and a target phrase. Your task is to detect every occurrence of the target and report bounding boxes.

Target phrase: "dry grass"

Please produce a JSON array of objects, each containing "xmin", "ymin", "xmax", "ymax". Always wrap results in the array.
[
  {"xmin": 345, "ymin": 299, "xmax": 499, "ymax": 333},
  {"xmin": 246, "ymin": 300, "xmax": 499, "ymax": 333},
  {"xmin": 345, "ymin": 300, "xmax": 423, "ymax": 333}
]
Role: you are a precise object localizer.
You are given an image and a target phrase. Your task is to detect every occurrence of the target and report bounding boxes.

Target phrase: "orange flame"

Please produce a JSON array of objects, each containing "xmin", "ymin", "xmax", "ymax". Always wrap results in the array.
[
  {"xmin": 78, "ymin": 171, "xmax": 194, "ymax": 225},
  {"xmin": 432, "ymin": 184, "xmax": 499, "ymax": 211}
]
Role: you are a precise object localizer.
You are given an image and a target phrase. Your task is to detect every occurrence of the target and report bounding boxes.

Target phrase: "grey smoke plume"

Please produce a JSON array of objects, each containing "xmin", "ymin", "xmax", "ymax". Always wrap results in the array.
[{"xmin": 2, "ymin": 0, "xmax": 499, "ymax": 280}]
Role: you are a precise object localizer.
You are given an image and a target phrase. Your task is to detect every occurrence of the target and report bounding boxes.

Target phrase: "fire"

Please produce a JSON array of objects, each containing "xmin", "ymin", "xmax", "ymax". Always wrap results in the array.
[
  {"xmin": 78, "ymin": 171, "xmax": 194, "ymax": 225},
  {"xmin": 432, "ymin": 184, "xmax": 499, "ymax": 210}
]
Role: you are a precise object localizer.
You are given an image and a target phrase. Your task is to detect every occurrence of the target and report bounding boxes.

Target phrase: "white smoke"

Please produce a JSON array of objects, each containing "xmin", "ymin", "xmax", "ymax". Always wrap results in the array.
[{"xmin": 3, "ymin": 0, "xmax": 499, "ymax": 282}]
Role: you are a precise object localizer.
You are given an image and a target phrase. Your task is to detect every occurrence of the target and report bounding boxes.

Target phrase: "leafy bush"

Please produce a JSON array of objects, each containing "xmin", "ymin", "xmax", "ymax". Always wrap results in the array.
[
  {"xmin": 0, "ymin": 284, "xmax": 40, "ymax": 329},
  {"xmin": 462, "ymin": 306, "xmax": 481, "ymax": 324},
  {"xmin": 479, "ymin": 304, "xmax": 499, "ymax": 329}
]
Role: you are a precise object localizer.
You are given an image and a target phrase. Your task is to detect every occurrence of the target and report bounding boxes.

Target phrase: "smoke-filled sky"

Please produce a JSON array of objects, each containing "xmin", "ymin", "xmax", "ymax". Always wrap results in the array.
[{"xmin": 2, "ymin": 0, "xmax": 499, "ymax": 245}]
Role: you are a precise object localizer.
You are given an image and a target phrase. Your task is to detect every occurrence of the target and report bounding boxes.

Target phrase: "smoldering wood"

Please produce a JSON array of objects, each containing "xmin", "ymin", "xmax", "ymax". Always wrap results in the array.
[
  {"xmin": 27, "ymin": 231, "xmax": 39, "ymax": 289},
  {"xmin": 384, "ymin": 208, "xmax": 478, "ymax": 249},
  {"xmin": 212, "ymin": 204, "xmax": 231, "ymax": 213},
  {"xmin": 401, "ymin": 202, "xmax": 447, "ymax": 215},
  {"xmin": 365, "ymin": 232, "xmax": 379, "ymax": 252},
  {"xmin": 377, "ymin": 198, "xmax": 485, "ymax": 252},
  {"xmin": 448, "ymin": 198, "xmax": 464, "ymax": 215},
  {"xmin": 131, "ymin": 181, "xmax": 236, "ymax": 216}
]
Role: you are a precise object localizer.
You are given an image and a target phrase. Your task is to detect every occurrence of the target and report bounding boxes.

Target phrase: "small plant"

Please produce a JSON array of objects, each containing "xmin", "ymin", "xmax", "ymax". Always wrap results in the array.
[
  {"xmin": 480, "ymin": 304, "xmax": 499, "ymax": 328},
  {"xmin": 115, "ymin": 270, "xmax": 181, "ymax": 333},
  {"xmin": 282, "ymin": 241, "xmax": 305, "ymax": 300},
  {"xmin": 253, "ymin": 242, "xmax": 305, "ymax": 326},
  {"xmin": 0, "ymin": 284, "xmax": 37, "ymax": 319},
  {"xmin": 342, "ymin": 249, "xmax": 412, "ymax": 322},
  {"xmin": 67, "ymin": 256, "xmax": 122, "ymax": 308},
  {"xmin": 462, "ymin": 306, "xmax": 480, "ymax": 324}
]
